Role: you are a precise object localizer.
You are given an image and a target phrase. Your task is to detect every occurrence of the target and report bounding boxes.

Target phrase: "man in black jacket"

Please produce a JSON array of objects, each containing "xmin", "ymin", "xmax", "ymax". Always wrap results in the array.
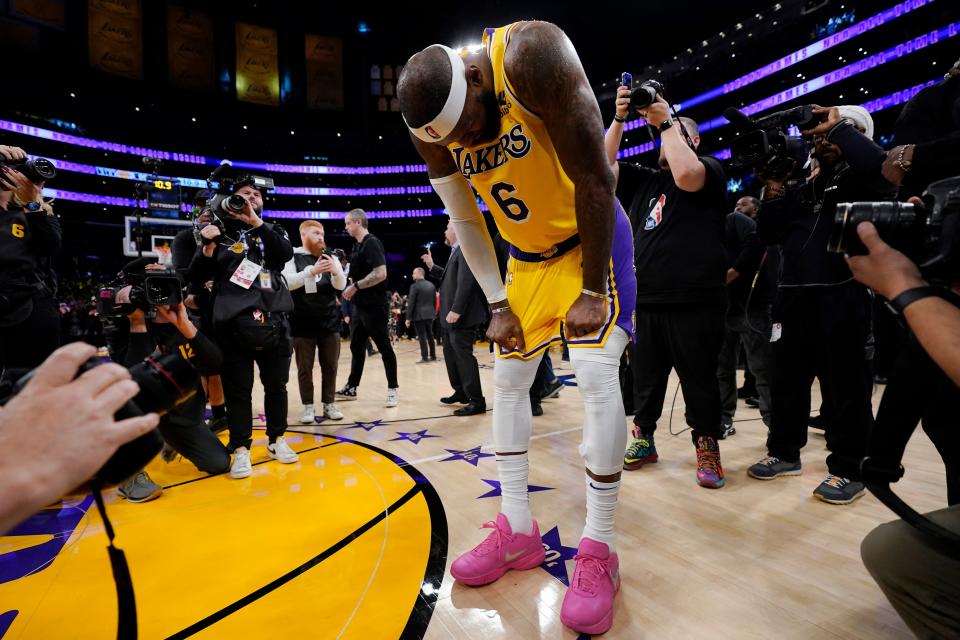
[
  {"xmin": 716, "ymin": 206, "xmax": 774, "ymax": 433},
  {"xmin": 190, "ymin": 178, "xmax": 296, "ymax": 480},
  {"xmin": 747, "ymin": 106, "xmax": 894, "ymax": 504},
  {"xmin": 422, "ymin": 221, "xmax": 487, "ymax": 416},
  {"xmin": 606, "ymin": 86, "xmax": 728, "ymax": 488},
  {"xmin": 0, "ymin": 145, "xmax": 61, "ymax": 373},
  {"xmin": 283, "ymin": 221, "xmax": 346, "ymax": 424},
  {"xmin": 406, "ymin": 267, "xmax": 438, "ymax": 363}
]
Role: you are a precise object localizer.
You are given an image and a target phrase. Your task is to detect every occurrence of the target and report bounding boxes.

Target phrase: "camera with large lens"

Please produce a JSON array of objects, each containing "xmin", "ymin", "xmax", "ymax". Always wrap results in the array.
[
  {"xmin": 0, "ymin": 156, "xmax": 56, "ymax": 189},
  {"xmin": 629, "ymin": 79, "xmax": 665, "ymax": 110},
  {"xmin": 827, "ymin": 176, "xmax": 960, "ymax": 282},
  {"xmin": 97, "ymin": 259, "xmax": 184, "ymax": 318},
  {"xmin": 725, "ymin": 105, "xmax": 816, "ymax": 180},
  {"xmin": 0, "ymin": 351, "xmax": 198, "ymax": 483}
]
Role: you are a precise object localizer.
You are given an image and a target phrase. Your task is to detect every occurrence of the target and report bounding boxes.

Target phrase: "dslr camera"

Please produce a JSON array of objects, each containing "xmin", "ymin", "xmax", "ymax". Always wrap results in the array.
[
  {"xmin": 195, "ymin": 174, "xmax": 276, "ymax": 240},
  {"xmin": 725, "ymin": 105, "xmax": 816, "ymax": 180},
  {"xmin": 0, "ymin": 349, "xmax": 198, "ymax": 484},
  {"xmin": 97, "ymin": 259, "xmax": 184, "ymax": 318},
  {"xmin": 0, "ymin": 156, "xmax": 56, "ymax": 189},
  {"xmin": 828, "ymin": 176, "xmax": 960, "ymax": 283}
]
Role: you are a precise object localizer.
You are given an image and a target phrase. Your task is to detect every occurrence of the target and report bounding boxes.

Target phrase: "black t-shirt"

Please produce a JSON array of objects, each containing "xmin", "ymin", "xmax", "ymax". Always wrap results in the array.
[
  {"xmin": 616, "ymin": 157, "xmax": 728, "ymax": 306},
  {"xmin": 349, "ymin": 233, "xmax": 388, "ymax": 307}
]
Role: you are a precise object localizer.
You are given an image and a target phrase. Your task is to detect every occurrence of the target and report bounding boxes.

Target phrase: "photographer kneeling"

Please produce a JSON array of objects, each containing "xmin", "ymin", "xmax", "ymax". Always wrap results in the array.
[
  {"xmin": 847, "ymin": 221, "xmax": 960, "ymax": 639},
  {"xmin": 189, "ymin": 178, "xmax": 296, "ymax": 480},
  {"xmin": 116, "ymin": 280, "xmax": 230, "ymax": 501}
]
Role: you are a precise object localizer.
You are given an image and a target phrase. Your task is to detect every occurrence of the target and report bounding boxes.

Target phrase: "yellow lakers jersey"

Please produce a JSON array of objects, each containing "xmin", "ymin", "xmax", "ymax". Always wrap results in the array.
[{"xmin": 447, "ymin": 22, "xmax": 578, "ymax": 254}]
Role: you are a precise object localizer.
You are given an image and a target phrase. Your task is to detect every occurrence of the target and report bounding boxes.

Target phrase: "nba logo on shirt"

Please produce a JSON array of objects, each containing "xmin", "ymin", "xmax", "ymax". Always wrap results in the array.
[{"xmin": 644, "ymin": 194, "xmax": 666, "ymax": 230}]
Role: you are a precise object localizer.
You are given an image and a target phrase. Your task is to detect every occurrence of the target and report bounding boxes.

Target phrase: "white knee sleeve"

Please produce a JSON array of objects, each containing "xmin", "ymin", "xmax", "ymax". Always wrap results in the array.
[
  {"xmin": 570, "ymin": 328, "xmax": 630, "ymax": 475},
  {"xmin": 492, "ymin": 356, "xmax": 541, "ymax": 453}
]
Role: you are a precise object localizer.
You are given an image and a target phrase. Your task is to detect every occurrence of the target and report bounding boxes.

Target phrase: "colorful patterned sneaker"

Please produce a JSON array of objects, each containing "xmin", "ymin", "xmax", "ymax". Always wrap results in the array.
[
  {"xmin": 560, "ymin": 538, "xmax": 621, "ymax": 635},
  {"xmin": 623, "ymin": 434, "xmax": 658, "ymax": 471},
  {"xmin": 450, "ymin": 513, "xmax": 545, "ymax": 586},
  {"xmin": 695, "ymin": 436, "xmax": 725, "ymax": 488},
  {"xmin": 747, "ymin": 456, "xmax": 802, "ymax": 480},
  {"xmin": 813, "ymin": 474, "xmax": 866, "ymax": 505}
]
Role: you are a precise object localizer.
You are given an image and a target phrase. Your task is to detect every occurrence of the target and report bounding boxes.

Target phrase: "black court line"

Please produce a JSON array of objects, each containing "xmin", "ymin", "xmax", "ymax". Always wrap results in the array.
[
  {"xmin": 164, "ymin": 437, "xmax": 448, "ymax": 640},
  {"xmin": 159, "ymin": 438, "xmax": 342, "ymax": 491}
]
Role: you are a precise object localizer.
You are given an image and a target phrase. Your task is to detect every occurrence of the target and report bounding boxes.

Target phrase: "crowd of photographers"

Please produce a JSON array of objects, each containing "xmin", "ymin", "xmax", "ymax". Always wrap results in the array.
[{"xmin": 0, "ymin": 55, "xmax": 958, "ymax": 637}]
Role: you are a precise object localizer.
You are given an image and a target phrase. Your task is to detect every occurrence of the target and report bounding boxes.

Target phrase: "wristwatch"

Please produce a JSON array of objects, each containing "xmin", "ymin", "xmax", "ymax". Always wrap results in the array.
[
  {"xmin": 22, "ymin": 200, "xmax": 42, "ymax": 212},
  {"xmin": 659, "ymin": 118, "xmax": 675, "ymax": 132}
]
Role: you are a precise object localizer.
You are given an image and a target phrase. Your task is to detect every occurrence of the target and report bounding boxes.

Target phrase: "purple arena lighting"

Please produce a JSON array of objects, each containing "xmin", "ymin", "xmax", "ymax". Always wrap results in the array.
[{"xmin": 676, "ymin": 0, "xmax": 932, "ymax": 112}]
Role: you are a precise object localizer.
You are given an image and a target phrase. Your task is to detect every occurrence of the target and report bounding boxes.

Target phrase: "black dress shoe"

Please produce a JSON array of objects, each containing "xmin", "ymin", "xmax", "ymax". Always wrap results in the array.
[
  {"xmin": 744, "ymin": 396, "xmax": 760, "ymax": 408},
  {"xmin": 531, "ymin": 400, "xmax": 544, "ymax": 417},
  {"xmin": 454, "ymin": 401, "xmax": 486, "ymax": 416},
  {"xmin": 441, "ymin": 393, "xmax": 469, "ymax": 405}
]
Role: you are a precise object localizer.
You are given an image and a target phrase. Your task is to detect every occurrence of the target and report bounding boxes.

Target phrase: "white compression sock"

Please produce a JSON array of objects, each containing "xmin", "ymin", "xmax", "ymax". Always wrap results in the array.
[
  {"xmin": 582, "ymin": 474, "xmax": 619, "ymax": 550},
  {"xmin": 497, "ymin": 453, "xmax": 533, "ymax": 535},
  {"xmin": 492, "ymin": 356, "xmax": 539, "ymax": 536}
]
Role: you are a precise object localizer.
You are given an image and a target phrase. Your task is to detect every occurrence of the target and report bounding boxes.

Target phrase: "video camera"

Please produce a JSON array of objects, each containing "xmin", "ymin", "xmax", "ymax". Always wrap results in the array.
[
  {"xmin": 97, "ymin": 258, "xmax": 184, "ymax": 318},
  {"xmin": 0, "ymin": 156, "xmax": 56, "ymax": 189},
  {"xmin": 724, "ymin": 105, "xmax": 816, "ymax": 180},
  {"xmin": 828, "ymin": 176, "xmax": 960, "ymax": 283}
]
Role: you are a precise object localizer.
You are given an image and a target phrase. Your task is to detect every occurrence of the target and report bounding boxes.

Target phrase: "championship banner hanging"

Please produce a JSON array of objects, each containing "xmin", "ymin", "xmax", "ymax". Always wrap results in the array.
[
  {"xmin": 167, "ymin": 5, "xmax": 214, "ymax": 92},
  {"xmin": 306, "ymin": 34, "xmax": 344, "ymax": 110},
  {"xmin": 88, "ymin": 0, "xmax": 142, "ymax": 79},
  {"xmin": 236, "ymin": 22, "xmax": 280, "ymax": 106}
]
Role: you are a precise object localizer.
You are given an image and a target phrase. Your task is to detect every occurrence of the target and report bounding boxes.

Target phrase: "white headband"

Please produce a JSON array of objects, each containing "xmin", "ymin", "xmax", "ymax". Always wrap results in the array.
[{"xmin": 404, "ymin": 45, "xmax": 467, "ymax": 143}]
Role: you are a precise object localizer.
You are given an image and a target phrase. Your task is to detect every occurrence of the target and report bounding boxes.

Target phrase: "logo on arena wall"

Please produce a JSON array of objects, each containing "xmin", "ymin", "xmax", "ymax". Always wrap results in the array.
[{"xmin": 643, "ymin": 194, "xmax": 666, "ymax": 231}]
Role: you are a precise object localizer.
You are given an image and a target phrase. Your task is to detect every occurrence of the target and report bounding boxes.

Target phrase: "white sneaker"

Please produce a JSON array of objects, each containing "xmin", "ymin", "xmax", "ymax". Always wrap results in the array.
[
  {"xmin": 230, "ymin": 447, "xmax": 252, "ymax": 479},
  {"xmin": 267, "ymin": 436, "xmax": 299, "ymax": 464},
  {"xmin": 385, "ymin": 388, "xmax": 399, "ymax": 408},
  {"xmin": 299, "ymin": 404, "xmax": 315, "ymax": 424},
  {"xmin": 323, "ymin": 402, "xmax": 344, "ymax": 420}
]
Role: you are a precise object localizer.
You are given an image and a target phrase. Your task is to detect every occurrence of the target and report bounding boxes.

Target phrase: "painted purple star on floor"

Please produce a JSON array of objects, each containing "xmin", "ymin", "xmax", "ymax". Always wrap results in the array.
[
  {"xmin": 476, "ymin": 479, "xmax": 555, "ymax": 499},
  {"xmin": 540, "ymin": 525, "xmax": 579, "ymax": 587},
  {"xmin": 344, "ymin": 419, "xmax": 385, "ymax": 432},
  {"xmin": 389, "ymin": 429, "xmax": 439, "ymax": 445},
  {"xmin": 438, "ymin": 446, "xmax": 493, "ymax": 467}
]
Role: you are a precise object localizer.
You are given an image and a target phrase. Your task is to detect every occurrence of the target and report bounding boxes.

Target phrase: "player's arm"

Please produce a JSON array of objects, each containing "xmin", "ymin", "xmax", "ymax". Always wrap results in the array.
[
  {"xmin": 507, "ymin": 21, "xmax": 615, "ymax": 335},
  {"xmin": 411, "ymin": 135, "xmax": 525, "ymax": 350}
]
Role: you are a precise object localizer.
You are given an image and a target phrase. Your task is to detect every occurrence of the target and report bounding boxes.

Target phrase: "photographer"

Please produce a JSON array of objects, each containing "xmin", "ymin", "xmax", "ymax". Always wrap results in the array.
[
  {"xmin": 0, "ymin": 145, "xmax": 61, "ymax": 373},
  {"xmin": 848, "ymin": 222, "xmax": 960, "ymax": 638},
  {"xmin": 282, "ymin": 221, "xmax": 346, "ymax": 424},
  {"xmin": 189, "ymin": 178, "xmax": 296, "ymax": 480},
  {"xmin": 0, "ymin": 342, "xmax": 159, "ymax": 533},
  {"xmin": 606, "ymin": 84, "xmax": 729, "ymax": 488},
  {"xmin": 118, "ymin": 292, "xmax": 231, "ymax": 501},
  {"xmin": 747, "ymin": 106, "xmax": 894, "ymax": 504}
]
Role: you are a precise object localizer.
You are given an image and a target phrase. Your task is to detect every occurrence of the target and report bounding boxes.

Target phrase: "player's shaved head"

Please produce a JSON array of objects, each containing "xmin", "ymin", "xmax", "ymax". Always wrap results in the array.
[{"xmin": 397, "ymin": 46, "xmax": 452, "ymax": 128}]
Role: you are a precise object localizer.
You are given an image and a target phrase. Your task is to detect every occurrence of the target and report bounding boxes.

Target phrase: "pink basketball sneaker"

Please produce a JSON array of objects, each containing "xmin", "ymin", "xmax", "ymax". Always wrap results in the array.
[
  {"xmin": 560, "ymin": 537, "xmax": 621, "ymax": 635},
  {"xmin": 450, "ymin": 513, "xmax": 545, "ymax": 586}
]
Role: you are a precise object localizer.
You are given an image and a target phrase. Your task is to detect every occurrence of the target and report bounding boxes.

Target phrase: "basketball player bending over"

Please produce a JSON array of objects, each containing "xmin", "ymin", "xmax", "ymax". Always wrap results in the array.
[{"xmin": 398, "ymin": 21, "xmax": 636, "ymax": 635}]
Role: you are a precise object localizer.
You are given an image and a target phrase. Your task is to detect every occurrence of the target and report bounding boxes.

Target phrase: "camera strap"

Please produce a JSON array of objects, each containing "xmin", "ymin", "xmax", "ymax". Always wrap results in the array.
[{"xmin": 91, "ymin": 480, "xmax": 138, "ymax": 640}]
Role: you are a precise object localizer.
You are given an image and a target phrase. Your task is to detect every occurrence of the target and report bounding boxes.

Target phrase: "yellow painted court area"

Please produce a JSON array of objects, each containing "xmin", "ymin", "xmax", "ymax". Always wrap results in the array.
[{"xmin": 0, "ymin": 432, "xmax": 438, "ymax": 639}]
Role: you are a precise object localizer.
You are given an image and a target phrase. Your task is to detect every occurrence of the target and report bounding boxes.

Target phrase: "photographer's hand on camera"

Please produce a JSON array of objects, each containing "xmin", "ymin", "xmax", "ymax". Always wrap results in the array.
[
  {"xmin": 199, "ymin": 224, "xmax": 221, "ymax": 257},
  {"xmin": 0, "ymin": 343, "xmax": 159, "ymax": 533},
  {"xmin": 846, "ymin": 221, "xmax": 925, "ymax": 300}
]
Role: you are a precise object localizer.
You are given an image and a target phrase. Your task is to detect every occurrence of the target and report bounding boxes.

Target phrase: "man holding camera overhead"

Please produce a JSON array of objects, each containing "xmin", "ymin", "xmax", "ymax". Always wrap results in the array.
[
  {"xmin": 0, "ymin": 145, "xmax": 61, "ymax": 373},
  {"xmin": 189, "ymin": 176, "xmax": 296, "ymax": 480},
  {"xmin": 746, "ymin": 106, "xmax": 895, "ymax": 504},
  {"xmin": 605, "ymin": 81, "xmax": 729, "ymax": 489}
]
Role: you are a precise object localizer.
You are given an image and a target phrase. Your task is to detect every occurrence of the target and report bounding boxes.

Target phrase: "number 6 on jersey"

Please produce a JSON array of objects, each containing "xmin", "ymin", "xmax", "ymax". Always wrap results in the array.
[{"xmin": 491, "ymin": 182, "xmax": 530, "ymax": 222}]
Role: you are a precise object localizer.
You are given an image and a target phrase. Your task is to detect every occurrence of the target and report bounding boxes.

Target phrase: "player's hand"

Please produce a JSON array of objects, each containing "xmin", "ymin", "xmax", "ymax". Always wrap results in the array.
[
  {"xmin": 846, "ymin": 221, "xmax": 925, "ymax": 299},
  {"xmin": 564, "ymin": 293, "xmax": 606, "ymax": 338},
  {"xmin": 486, "ymin": 308, "xmax": 525, "ymax": 353}
]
